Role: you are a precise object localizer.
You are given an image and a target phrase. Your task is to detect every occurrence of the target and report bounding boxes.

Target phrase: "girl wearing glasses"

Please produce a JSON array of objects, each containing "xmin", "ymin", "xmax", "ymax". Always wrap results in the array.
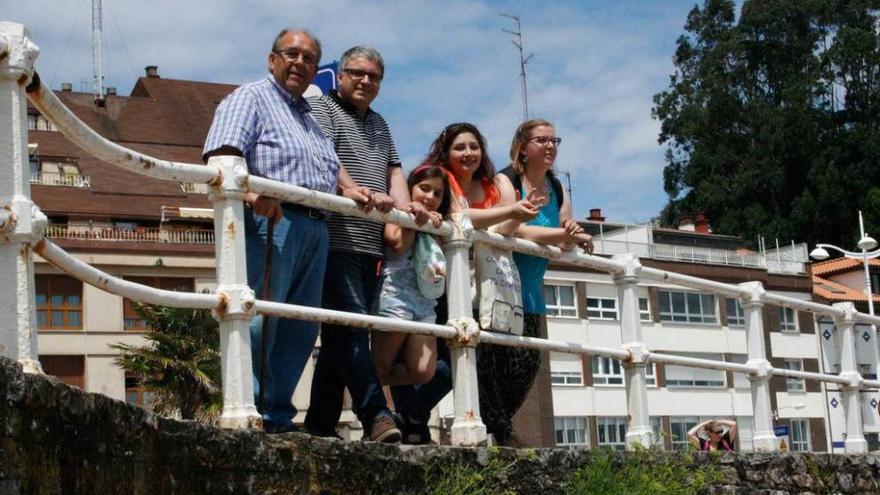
[{"xmin": 473, "ymin": 119, "xmax": 594, "ymax": 447}]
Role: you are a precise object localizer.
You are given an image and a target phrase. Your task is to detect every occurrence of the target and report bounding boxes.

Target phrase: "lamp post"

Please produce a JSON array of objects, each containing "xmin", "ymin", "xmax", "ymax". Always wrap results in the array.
[
  {"xmin": 811, "ymin": 211, "xmax": 880, "ymax": 381},
  {"xmin": 810, "ymin": 211, "xmax": 879, "ymax": 325}
]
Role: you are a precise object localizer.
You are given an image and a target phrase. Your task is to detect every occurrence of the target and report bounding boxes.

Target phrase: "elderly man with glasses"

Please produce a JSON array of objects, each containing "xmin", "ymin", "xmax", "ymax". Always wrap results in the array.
[
  {"xmin": 203, "ymin": 29, "xmax": 375, "ymax": 434},
  {"xmin": 303, "ymin": 46, "xmax": 432, "ymax": 443}
]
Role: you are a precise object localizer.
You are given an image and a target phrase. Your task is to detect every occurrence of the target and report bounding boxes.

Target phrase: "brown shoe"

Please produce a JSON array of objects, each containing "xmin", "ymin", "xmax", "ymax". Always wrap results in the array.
[{"xmin": 370, "ymin": 414, "xmax": 402, "ymax": 443}]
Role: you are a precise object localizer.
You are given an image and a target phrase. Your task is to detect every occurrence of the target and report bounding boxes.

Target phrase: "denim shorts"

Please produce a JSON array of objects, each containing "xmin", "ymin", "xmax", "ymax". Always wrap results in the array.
[{"xmin": 376, "ymin": 268, "xmax": 437, "ymax": 323}]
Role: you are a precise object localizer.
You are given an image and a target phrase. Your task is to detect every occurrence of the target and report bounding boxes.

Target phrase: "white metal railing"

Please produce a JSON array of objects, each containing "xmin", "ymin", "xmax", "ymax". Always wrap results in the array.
[
  {"xmin": 3, "ymin": 22, "xmax": 880, "ymax": 452},
  {"xmin": 43, "ymin": 224, "xmax": 215, "ymax": 244},
  {"xmin": 30, "ymin": 172, "xmax": 90, "ymax": 188}
]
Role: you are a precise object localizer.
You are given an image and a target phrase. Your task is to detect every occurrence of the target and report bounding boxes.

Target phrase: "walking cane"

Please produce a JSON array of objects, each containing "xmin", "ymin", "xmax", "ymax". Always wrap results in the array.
[{"xmin": 257, "ymin": 214, "xmax": 276, "ymax": 416}]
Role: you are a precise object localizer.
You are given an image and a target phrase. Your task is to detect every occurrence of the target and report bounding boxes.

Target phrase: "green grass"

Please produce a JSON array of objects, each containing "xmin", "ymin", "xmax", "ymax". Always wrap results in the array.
[{"xmin": 564, "ymin": 448, "xmax": 723, "ymax": 495}]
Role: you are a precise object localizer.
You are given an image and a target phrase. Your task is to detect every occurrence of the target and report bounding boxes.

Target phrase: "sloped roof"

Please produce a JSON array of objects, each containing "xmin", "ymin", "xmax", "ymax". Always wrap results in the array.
[
  {"xmin": 812, "ymin": 256, "xmax": 880, "ymax": 277},
  {"xmin": 812, "ymin": 257, "xmax": 880, "ymax": 303},
  {"xmin": 28, "ymin": 77, "xmax": 240, "ymax": 220}
]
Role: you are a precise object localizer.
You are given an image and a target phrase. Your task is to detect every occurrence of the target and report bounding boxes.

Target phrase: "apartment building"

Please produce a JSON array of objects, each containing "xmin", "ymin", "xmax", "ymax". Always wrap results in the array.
[{"xmin": 488, "ymin": 212, "xmax": 830, "ymax": 452}]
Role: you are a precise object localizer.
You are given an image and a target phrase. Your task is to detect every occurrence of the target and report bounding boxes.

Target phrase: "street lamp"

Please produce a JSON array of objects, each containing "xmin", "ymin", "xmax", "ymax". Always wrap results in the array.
[{"xmin": 810, "ymin": 211, "xmax": 880, "ymax": 323}]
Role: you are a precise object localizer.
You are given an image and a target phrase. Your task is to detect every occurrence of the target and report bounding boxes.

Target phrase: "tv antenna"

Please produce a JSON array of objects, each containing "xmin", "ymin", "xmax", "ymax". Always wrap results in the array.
[
  {"xmin": 91, "ymin": 0, "xmax": 105, "ymax": 105},
  {"xmin": 501, "ymin": 13, "xmax": 533, "ymax": 121}
]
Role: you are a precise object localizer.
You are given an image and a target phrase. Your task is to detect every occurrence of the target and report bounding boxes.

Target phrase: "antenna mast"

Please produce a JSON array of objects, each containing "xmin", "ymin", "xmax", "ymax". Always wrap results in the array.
[
  {"xmin": 92, "ymin": 0, "xmax": 105, "ymax": 104},
  {"xmin": 501, "ymin": 13, "xmax": 533, "ymax": 121}
]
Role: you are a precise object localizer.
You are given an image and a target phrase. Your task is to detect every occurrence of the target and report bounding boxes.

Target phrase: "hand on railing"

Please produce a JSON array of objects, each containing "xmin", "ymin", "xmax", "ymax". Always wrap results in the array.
[
  {"xmin": 399, "ymin": 201, "xmax": 441, "ymax": 227},
  {"xmin": 363, "ymin": 190, "xmax": 396, "ymax": 214},
  {"xmin": 245, "ymin": 192, "xmax": 282, "ymax": 224},
  {"xmin": 561, "ymin": 219, "xmax": 595, "ymax": 254}
]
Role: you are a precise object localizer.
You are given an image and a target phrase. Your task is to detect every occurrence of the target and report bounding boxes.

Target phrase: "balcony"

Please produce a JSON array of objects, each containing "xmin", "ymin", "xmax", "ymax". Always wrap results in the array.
[
  {"xmin": 592, "ymin": 239, "xmax": 805, "ymax": 274},
  {"xmin": 43, "ymin": 224, "xmax": 215, "ymax": 245},
  {"xmin": 31, "ymin": 172, "xmax": 90, "ymax": 188}
]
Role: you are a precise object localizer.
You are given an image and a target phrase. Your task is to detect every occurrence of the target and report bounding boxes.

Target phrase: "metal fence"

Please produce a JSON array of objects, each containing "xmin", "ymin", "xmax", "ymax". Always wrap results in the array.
[{"xmin": 3, "ymin": 22, "xmax": 880, "ymax": 452}]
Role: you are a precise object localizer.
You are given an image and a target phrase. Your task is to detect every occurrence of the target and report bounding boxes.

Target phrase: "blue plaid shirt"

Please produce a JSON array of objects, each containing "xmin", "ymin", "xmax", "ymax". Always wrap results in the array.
[{"xmin": 203, "ymin": 76, "xmax": 339, "ymax": 194}]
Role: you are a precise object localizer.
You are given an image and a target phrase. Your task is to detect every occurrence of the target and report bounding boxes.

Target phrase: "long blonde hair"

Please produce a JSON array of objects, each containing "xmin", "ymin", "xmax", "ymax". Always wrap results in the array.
[{"xmin": 508, "ymin": 119, "xmax": 554, "ymax": 175}]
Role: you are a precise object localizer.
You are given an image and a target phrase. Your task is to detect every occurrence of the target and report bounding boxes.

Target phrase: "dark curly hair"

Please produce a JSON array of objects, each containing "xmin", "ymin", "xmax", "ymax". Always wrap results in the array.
[{"xmin": 421, "ymin": 122, "xmax": 495, "ymax": 181}]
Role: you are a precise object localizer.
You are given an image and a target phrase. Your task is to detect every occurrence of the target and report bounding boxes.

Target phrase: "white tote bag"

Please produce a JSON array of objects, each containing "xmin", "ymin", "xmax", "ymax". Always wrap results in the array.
[{"xmin": 473, "ymin": 236, "xmax": 524, "ymax": 336}]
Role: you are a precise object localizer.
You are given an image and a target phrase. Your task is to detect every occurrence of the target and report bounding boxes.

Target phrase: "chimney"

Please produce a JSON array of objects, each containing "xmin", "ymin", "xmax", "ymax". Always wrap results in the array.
[
  {"xmin": 105, "ymin": 86, "xmax": 117, "ymax": 96},
  {"xmin": 588, "ymin": 208, "xmax": 605, "ymax": 222},
  {"xmin": 61, "ymin": 83, "xmax": 73, "ymax": 92},
  {"xmin": 145, "ymin": 65, "xmax": 159, "ymax": 78},
  {"xmin": 694, "ymin": 212, "xmax": 710, "ymax": 234},
  {"xmin": 678, "ymin": 215, "xmax": 695, "ymax": 232}
]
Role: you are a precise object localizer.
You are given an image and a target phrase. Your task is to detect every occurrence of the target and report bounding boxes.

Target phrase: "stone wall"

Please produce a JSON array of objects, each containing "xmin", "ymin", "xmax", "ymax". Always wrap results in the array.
[{"xmin": 1, "ymin": 356, "xmax": 879, "ymax": 494}]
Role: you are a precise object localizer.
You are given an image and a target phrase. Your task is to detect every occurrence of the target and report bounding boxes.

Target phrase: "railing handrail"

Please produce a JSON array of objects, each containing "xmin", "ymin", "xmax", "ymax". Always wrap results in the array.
[{"xmin": 3, "ymin": 27, "xmax": 875, "ymax": 452}]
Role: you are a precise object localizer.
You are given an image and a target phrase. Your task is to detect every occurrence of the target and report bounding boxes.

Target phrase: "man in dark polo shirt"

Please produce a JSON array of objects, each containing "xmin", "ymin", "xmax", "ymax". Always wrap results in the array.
[{"xmin": 304, "ymin": 46, "xmax": 429, "ymax": 442}]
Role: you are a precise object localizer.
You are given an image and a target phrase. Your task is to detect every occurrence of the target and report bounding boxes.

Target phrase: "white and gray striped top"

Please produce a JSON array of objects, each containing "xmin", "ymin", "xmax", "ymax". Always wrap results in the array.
[{"xmin": 307, "ymin": 91, "xmax": 401, "ymax": 257}]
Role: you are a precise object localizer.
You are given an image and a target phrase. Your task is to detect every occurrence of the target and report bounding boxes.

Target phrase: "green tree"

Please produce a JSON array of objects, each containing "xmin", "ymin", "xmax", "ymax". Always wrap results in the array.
[
  {"xmin": 653, "ymin": 0, "xmax": 880, "ymax": 247},
  {"xmin": 111, "ymin": 303, "xmax": 222, "ymax": 421}
]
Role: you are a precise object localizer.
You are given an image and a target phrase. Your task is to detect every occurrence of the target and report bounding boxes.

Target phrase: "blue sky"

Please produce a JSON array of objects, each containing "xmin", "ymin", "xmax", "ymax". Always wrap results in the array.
[{"xmin": 6, "ymin": 0, "xmax": 703, "ymax": 223}]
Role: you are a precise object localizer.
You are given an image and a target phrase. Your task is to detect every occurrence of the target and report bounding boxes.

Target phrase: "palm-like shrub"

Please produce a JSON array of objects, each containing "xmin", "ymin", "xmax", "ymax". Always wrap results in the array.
[{"xmin": 111, "ymin": 302, "xmax": 221, "ymax": 422}]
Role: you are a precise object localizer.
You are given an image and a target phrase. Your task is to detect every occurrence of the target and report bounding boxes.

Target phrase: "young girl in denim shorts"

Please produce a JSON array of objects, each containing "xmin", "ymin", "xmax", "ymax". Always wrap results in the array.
[{"xmin": 372, "ymin": 165, "xmax": 450, "ymax": 394}]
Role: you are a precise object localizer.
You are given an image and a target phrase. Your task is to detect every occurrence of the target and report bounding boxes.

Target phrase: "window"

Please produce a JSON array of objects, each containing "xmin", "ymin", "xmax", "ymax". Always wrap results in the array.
[
  {"xmin": 27, "ymin": 112, "xmax": 58, "ymax": 131},
  {"xmin": 783, "ymin": 360, "xmax": 805, "ymax": 392},
  {"xmin": 591, "ymin": 356, "xmax": 655, "ymax": 386},
  {"xmin": 639, "ymin": 297, "xmax": 651, "ymax": 321},
  {"xmin": 125, "ymin": 375, "xmax": 154, "ymax": 410},
  {"xmin": 597, "ymin": 417, "xmax": 627, "ymax": 450},
  {"xmin": 554, "ymin": 416, "xmax": 588, "ymax": 449},
  {"xmin": 665, "ymin": 353, "xmax": 725, "ymax": 388},
  {"xmin": 779, "ymin": 307, "xmax": 797, "ymax": 332},
  {"xmin": 872, "ymin": 273, "xmax": 879, "ymax": 296},
  {"xmin": 725, "ymin": 298, "xmax": 745, "ymax": 327},
  {"xmin": 35, "ymin": 275, "xmax": 83, "ymax": 330},
  {"xmin": 592, "ymin": 356, "xmax": 622, "ymax": 385},
  {"xmin": 658, "ymin": 290, "xmax": 717, "ymax": 324},
  {"xmin": 544, "ymin": 284, "xmax": 577, "ymax": 318},
  {"xmin": 587, "ymin": 297, "xmax": 618, "ymax": 320},
  {"xmin": 669, "ymin": 416, "xmax": 700, "ymax": 451},
  {"xmin": 551, "ymin": 371, "xmax": 583, "ymax": 385},
  {"xmin": 123, "ymin": 277, "xmax": 194, "ymax": 330},
  {"xmin": 790, "ymin": 419, "xmax": 810, "ymax": 452},
  {"xmin": 30, "ymin": 157, "xmax": 88, "ymax": 187}
]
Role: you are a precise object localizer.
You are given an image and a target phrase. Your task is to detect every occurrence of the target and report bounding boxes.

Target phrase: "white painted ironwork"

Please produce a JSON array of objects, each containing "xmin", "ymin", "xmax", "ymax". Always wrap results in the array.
[
  {"xmin": 835, "ymin": 302, "xmax": 869, "ymax": 454},
  {"xmin": 7, "ymin": 20, "xmax": 880, "ymax": 452},
  {"xmin": 0, "ymin": 22, "xmax": 44, "ymax": 374},
  {"xmin": 740, "ymin": 281, "xmax": 777, "ymax": 452},
  {"xmin": 444, "ymin": 213, "xmax": 486, "ymax": 446},
  {"xmin": 613, "ymin": 253, "xmax": 652, "ymax": 448},
  {"xmin": 207, "ymin": 155, "xmax": 261, "ymax": 429}
]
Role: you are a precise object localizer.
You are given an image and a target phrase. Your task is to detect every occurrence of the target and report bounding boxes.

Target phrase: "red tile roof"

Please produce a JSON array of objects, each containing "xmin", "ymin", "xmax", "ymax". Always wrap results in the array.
[
  {"xmin": 28, "ymin": 77, "xmax": 239, "ymax": 220},
  {"xmin": 812, "ymin": 257, "xmax": 880, "ymax": 303},
  {"xmin": 812, "ymin": 257, "xmax": 880, "ymax": 276}
]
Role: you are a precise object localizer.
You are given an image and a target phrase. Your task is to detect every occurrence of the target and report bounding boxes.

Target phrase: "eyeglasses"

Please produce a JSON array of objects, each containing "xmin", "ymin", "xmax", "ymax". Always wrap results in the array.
[
  {"xmin": 342, "ymin": 68, "xmax": 383, "ymax": 83},
  {"xmin": 530, "ymin": 136, "xmax": 562, "ymax": 146},
  {"xmin": 273, "ymin": 49, "xmax": 318, "ymax": 66}
]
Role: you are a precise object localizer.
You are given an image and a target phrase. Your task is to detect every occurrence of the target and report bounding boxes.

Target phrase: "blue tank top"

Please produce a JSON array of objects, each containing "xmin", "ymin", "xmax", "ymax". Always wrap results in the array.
[{"xmin": 513, "ymin": 178, "xmax": 560, "ymax": 315}]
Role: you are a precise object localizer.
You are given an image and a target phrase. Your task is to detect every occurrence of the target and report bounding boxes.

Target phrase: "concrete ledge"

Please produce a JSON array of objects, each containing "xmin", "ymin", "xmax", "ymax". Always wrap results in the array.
[{"xmin": 1, "ymin": 356, "xmax": 880, "ymax": 494}]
